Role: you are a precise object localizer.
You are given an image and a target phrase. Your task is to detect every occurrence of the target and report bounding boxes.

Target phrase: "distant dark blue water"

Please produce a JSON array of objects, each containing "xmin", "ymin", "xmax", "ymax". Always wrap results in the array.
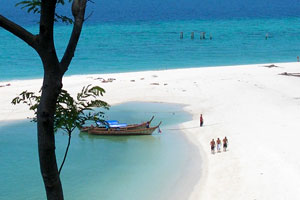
[
  {"xmin": 3, "ymin": 0, "xmax": 300, "ymax": 24},
  {"xmin": 1, "ymin": 1, "xmax": 300, "ymax": 81}
]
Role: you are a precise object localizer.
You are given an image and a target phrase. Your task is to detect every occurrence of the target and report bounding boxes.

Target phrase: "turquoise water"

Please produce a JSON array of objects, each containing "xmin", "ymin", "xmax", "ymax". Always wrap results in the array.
[
  {"xmin": 1, "ymin": 17, "xmax": 300, "ymax": 81},
  {"xmin": 1, "ymin": 1, "xmax": 298, "ymax": 199},
  {"xmin": 0, "ymin": 102, "xmax": 200, "ymax": 200}
]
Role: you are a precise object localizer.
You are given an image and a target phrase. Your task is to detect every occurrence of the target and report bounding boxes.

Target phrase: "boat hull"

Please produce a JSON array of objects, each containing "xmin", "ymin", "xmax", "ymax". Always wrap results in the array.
[
  {"xmin": 87, "ymin": 122, "xmax": 162, "ymax": 136},
  {"xmin": 81, "ymin": 116, "xmax": 154, "ymax": 132},
  {"xmin": 87, "ymin": 126, "xmax": 158, "ymax": 135}
]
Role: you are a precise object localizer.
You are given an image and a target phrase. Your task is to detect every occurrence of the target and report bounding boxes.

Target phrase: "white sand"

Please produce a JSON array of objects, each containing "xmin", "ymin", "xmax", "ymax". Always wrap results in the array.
[{"xmin": 1, "ymin": 62, "xmax": 300, "ymax": 199}]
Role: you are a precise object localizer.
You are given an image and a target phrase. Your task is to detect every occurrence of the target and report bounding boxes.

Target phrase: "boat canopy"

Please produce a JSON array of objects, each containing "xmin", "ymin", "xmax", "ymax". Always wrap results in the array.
[
  {"xmin": 109, "ymin": 123, "xmax": 128, "ymax": 128},
  {"xmin": 96, "ymin": 120, "xmax": 127, "ymax": 128},
  {"xmin": 96, "ymin": 120, "xmax": 119, "ymax": 126},
  {"xmin": 106, "ymin": 120, "xmax": 119, "ymax": 125}
]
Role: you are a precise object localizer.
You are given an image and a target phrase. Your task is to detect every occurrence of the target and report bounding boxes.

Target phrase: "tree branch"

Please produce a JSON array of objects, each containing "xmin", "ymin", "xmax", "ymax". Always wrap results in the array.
[
  {"xmin": 60, "ymin": 0, "xmax": 87, "ymax": 73},
  {"xmin": 39, "ymin": 0, "xmax": 56, "ymax": 46},
  {"xmin": 0, "ymin": 15, "xmax": 38, "ymax": 50},
  {"xmin": 38, "ymin": 0, "xmax": 60, "ymax": 72}
]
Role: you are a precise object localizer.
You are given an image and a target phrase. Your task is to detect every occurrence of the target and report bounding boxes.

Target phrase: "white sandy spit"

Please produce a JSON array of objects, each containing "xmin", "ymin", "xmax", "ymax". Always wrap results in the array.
[{"xmin": 1, "ymin": 62, "xmax": 300, "ymax": 199}]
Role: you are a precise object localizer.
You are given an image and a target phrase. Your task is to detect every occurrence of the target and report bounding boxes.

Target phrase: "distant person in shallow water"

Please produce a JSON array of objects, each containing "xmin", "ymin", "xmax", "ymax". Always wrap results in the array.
[
  {"xmin": 216, "ymin": 138, "xmax": 222, "ymax": 152},
  {"xmin": 297, "ymin": 56, "xmax": 299, "ymax": 62},
  {"xmin": 223, "ymin": 137, "xmax": 228, "ymax": 152},
  {"xmin": 200, "ymin": 114, "xmax": 204, "ymax": 127},
  {"xmin": 210, "ymin": 139, "xmax": 215, "ymax": 154}
]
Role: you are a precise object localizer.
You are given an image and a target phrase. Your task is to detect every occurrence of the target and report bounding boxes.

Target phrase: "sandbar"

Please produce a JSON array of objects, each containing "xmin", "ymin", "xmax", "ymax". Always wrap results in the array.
[{"xmin": 1, "ymin": 62, "xmax": 300, "ymax": 199}]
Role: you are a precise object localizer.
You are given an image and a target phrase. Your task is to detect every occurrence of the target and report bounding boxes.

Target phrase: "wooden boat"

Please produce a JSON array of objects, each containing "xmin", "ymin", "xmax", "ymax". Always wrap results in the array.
[
  {"xmin": 80, "ymin": 116, "xmax": 154, "ymax": 132},
  {"xmin": 87, "ymin": 122, "xmax": 162, "ymax": 135}
]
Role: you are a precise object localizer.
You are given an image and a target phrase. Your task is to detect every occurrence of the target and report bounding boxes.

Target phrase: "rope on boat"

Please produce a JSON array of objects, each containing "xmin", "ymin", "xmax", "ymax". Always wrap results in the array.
[
  {"xmin": 162, "ymin": 126, "xmax": 200, "ymax": 131},
  {"xmin": 162, "ymin": 123, "xmax": 220, "ymax": 131},
  {"xmin": 106, "ymin": 110, "xmax": 187, "ymax": 114}
]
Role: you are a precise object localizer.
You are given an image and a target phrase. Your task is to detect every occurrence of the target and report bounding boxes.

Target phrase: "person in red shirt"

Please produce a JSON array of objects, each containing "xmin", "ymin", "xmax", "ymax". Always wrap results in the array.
[{"xmin": 200, "ymin": 114, "xmax": 203, "ymax": 127}]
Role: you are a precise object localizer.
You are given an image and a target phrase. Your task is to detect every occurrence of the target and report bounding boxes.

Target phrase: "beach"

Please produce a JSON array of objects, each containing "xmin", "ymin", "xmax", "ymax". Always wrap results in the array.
[{"xmin": 1, "ymin": 62, "xmax": 300, "ymax": 199}]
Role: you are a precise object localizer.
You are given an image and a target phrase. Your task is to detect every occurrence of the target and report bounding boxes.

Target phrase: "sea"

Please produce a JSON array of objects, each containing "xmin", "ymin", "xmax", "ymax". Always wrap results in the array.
[
  {"xmin": 1, "ymin": 0, "xmax": 300, "ymax": 199},
  {"xmin": 1, "ymin": 0, "xmax": 300, "ymax": 81}
]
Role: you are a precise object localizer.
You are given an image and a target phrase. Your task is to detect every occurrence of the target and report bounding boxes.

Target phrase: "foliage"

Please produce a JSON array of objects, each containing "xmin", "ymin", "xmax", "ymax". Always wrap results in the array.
[
  {"xmin": 16, "ymin": 0, "xmax": 74, "ymax": 24},
  {"xmin": 12, "ymin": 85, "xmax": 110, "ymax": 134},
  {"xmin": 1, "ymin": 0, "xmax": 90, "ymax": 197}
]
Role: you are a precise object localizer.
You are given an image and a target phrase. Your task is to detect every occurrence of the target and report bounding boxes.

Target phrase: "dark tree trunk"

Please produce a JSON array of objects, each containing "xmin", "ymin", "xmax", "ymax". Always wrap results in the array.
[
  {"xmin": 37, "ymin": 64, "xmax": 64, "ymax": 199},
  {"xmin": 1, "ymin": 1, "xmax": 87, "ymax": 199}
]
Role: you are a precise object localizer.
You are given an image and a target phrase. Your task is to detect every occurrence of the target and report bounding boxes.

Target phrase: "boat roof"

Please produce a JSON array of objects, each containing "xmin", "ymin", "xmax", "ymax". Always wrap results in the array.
[
  {"xmin": 109, "ymin": 123, "xmax": 127, "ymax": 128},
  {"xmin": 106, "ymin": 120, "xmax": 119, "ymax": 125},
  {"xmin": 96, "ymin": 120, "xmax": 127, "ymax": 128}
]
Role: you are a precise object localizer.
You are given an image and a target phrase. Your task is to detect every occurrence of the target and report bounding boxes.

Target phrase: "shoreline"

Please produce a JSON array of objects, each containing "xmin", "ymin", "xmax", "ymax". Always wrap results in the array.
[
  {"xmin": 0, "ymin": 61, "xmax": 296, "ymax": 83},
  {"xmin": 165, "ymin": 119, "xmax": 203, "ymax": 200},
  {"xmin": 1, "ymin": 62, "xmax": 300, "ymax": 199},
  {"xmin": 0, "ymin": 102, "xmax": 202, "ymax": 200}
]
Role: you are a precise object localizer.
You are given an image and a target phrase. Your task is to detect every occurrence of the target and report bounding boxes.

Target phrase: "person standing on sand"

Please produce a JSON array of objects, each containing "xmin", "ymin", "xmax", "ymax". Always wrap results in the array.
[
  {"xmin": 223, "ymin": 137, "xmax": 228, "ymax": 152},
  {"xmin": 210, "ymin": 139, "xmax": 215, "ymax": 154},
  {"xmin": 200, "ymin": 114, "xmax": 204, "ymax": 127},
  {"xmin": 216, "ymin": 138, "xmax": 221, "ymax": 152}
]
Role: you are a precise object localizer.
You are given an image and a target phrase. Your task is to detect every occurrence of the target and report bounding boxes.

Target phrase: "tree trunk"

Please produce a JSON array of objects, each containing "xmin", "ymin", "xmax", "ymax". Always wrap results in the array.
[
  {"xmin": 37, "ymin": 67, "xmax": 64, "ymax": 200},
  {"xmin": 59, "ymin": 133, "xmax": 71, "ymax": 174},
  {"xmin": 1, "ymin": 1, "xmax": 88, "ymax": 199}
]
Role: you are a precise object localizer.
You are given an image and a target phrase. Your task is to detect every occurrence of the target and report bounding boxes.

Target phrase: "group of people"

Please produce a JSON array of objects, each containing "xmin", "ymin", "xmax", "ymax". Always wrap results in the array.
[
  {"xmin": 199, "ymin": 114, "xmax": 229, "ymax": 154},
  {"xmin": 210, "ymin": 137, "xmax": 228, "ymax": 154}
]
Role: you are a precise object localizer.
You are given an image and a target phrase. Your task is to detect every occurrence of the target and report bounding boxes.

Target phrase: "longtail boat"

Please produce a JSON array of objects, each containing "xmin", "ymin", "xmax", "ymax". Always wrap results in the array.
[
  {"xmin": 80, "ymin": 116, "xmax": 154, "ymax": 132},
  {"xmin": 87, "ymin": 122, "xmax": 162, "ymax": 136}
]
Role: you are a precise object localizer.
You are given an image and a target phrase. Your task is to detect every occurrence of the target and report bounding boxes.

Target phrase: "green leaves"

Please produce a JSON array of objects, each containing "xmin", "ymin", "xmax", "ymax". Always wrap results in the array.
[
  {"xmin": 16, "ymin": 0, "xmax": 41, "ymax": 14},
  {"xmin": 55, "ymin": 14, "xmax": 73, "ymax": 25},
  {"xmin": 12, "ymin": 90, "xmax": 40, "ymax": 122},
  {"xmin": 16, "ymin": 0, "xmax": 74, "ymax": 24},
  {"xmin": 12, "ymin": 85, "xmax": 110, "ymax": 134}
]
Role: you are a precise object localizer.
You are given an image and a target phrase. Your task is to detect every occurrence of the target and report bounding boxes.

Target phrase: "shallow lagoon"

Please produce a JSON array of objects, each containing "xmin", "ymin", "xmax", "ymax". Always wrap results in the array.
[{"xmin": 0, "ymin": 102, "xmax": 201, "ymax": 200}]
